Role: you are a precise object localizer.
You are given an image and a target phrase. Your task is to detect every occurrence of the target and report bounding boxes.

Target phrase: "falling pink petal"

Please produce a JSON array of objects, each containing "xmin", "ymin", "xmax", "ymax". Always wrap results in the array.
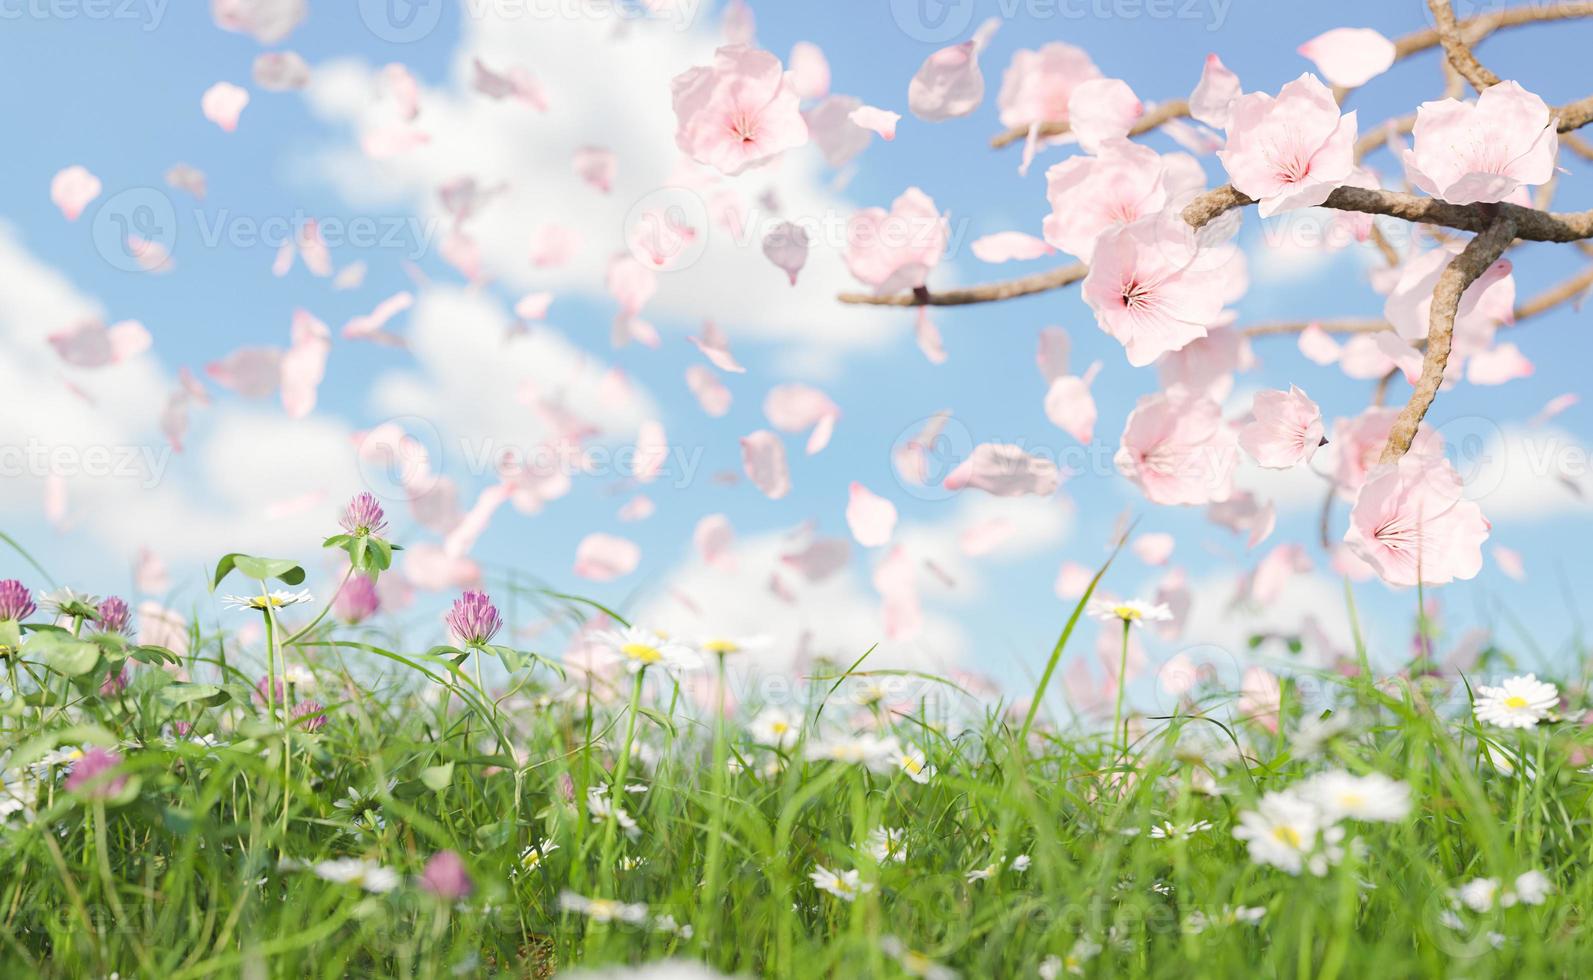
[
  {"xmin": 765, "ymin": 384, "xmax": 840, "ymax": 455},
  {"xmin": 362, "ymin": 126, "xmax": 431, "ymax": 159},
  {"xmin": 134, "ymin": 546, "xmax": 170, "ymax": 595},
  {"xmin": 473, "ymin": 58, "xmax": 549, "ymax": 110},
  {"xmin": 873, "ymin": 546, "xmax": 922, "ymax": 641},
  {"xmin": 1298, "ymin": 28, "xmax": 1396, "ymax": 89},
  {"xmin": 573, "ymin": 146, "xmax": 617, "ymax": 193},
  {"xmin": 165, "ymin": 163, "xmax": 207, "ymax": 200},
  {"xmin": 633, "ymin": 420, "xmax": 668, "ymax": 484},
  {"xmin": 1531, "ymin": 393, "xmax": 1578, "ymax": 427},
  {"xmin": 971, "ymin": 232, "xmax": 1054, "ymax": 263},
  {"xmin": 1297, "ymin": 323, "xmax": 1342, "ymax": 365},
  {"xmin": 1043, "ymin": 363, "xmax": 1099, "ymax": 444},
  {"xmin": 126, "ymin": 236, "xmax": 174, "ymax": 274},
  {"xmin": 960, "ymin": 518, "xmax": 1017, "ymax": 557},
  {"xmin": 689, "ymin": 321, "xmax": 746, "ymax": 373},
  {"xmin": 908, "ymin": 20, "xmax": 1000, "ymax": 123},
  {"xmin": 207, "ymin": 347, "xmax": 283, "ymax": 398},
  {"xmin": 788, "ymin": 41, "xmax": 830, "ymax": 100},
  {"xmin": 529, "ymin": 223, "xmax": 581, "ymax": 268},
  {"xmin": 694, "ymin": 514, "xmax": 737, "ymax": 571},
  {"xmin": 762, "ymin": 222, "xmax": 810, "ymax": 285},
  {"xmin": 1189, "ymin": 53, "xmax": 1242, "ymax": 129},
  {"xmin": 848, "ymin": 105, "xmax": 900, "ymax": 140},
  {"xmin": 212, "ymin": 0, "xmax": 306, "ymax": 44},
  {"xmin": 343, "ymin": 292, "xmax": 414, "ymax": 346},
  {"xmin": 297, "ymin": 220, "xmax": 332, "ymax": 277},
  {"xmin": 1494, "ymin": 545, "xmax": 1526, "ymax": 581},
  {"xmin": 404, "ymin": 544, "xmax": 483, "ymax": 592},
  {"xmin": 383, "ymin": 62, "xmax": 421, "ymax": 120},
  {"xmin": 51, "ymin": 166, "xmax": 101, "ymax": 221},
  {"xmin": 49, "ymin": 320, "xmax": 151, "ymax": 369},
  {"xmin": 1066, "ymin": 78, "xmax": 1143, "ymax": 153},
  {"xmin": 686, "ymin": 365, "xmax": 732, "ymax": 417},
  {"xmin": 846, "ymin": 483, "xmax": 898, "ymax": 548},
  {"xmin": 1249, "ymin": 543, "xmax": 1312, "ymax": 604},
  {"xmin": 514, "ymin": 292, "xmax": 553, "ymax": 322},
  {"xmin": 253, "ymin": 51, "xmax": 310, "ymax": 91},
  {"xmin": 1036, "ymin": 326, "xmax": 1070, "ymax": 383},
  {"xmin": 201, "ymin": 82, "xmax": 250, "ymax": 132},
  {"xmin": 915, "ymin": 308, "xmax": 948, "ymax": 365},
  {"xmin": 574, "ymin": 533, "xmax": 641, "ymax": 582},
  {"xmin": 444, "ymin": 484, "xmax": 511, "ymax": 559},
  {"xmin": 280, "ymin": 310, "xmax": 330, "ymax": 418},
  {"xmin": 1466, "ymin": 343, "xmax": 1534, "ymax": 385},
  {"xmin": 617, "ymin": 495, "xmax": 655, "ymax": 522},
  {"xmin": 1131, "ymin": 533, "xmax": 1175, "ymax": 566},
  {"xmin": 893, "ymin": 410, "xmax": 952, "ymax": 486},
  {"xmin": 272, "ymin": 242, "xmax": 295, "ymax": 278},
  {"xmin": 781, "ymin": 536, "xmax": 850, "ymax": 582},
  {"xmin": 740, "ymin": 430, "xmax": 791, "ymax": 500},
  {"xmin": 943, "ymin": 444, "xmax": 1060, "ymax": 497},
  {"xmin": 44, "ymin": 473, "xmax": 68, "ymax": 529}
]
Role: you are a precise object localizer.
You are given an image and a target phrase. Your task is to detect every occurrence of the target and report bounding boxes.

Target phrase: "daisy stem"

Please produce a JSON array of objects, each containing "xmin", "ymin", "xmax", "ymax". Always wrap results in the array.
[
  {"xmin": 598, "ymin": 669, "xmax": 645, "ymax": 890},
  {"xmin": 697, "ymin": 652, "xmax": 730, "ymax": 946},
  {"xmin": 1113, "ymin": 619, "xmax": 1131, "ymax": 758}
]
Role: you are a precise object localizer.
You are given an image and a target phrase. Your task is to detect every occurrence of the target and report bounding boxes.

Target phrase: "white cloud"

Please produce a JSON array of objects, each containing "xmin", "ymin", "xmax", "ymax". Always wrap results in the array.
[
  {"xmin": 297, "ymin": 8, "xmax": 909, "ymax": 371},
  {"xmin": 1464, "ymin": 426, "xmax": 1593, "ymax": 521}
]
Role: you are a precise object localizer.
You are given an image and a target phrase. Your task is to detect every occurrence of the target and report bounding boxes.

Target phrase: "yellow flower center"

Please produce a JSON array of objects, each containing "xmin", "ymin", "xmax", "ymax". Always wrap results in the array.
[
  {"xmin": 620, "ymin": 643, "xmax": 662, "ymax": 663},
  {"xmin": 770, "ymin": 722, "xmax": 789, "ymax": 734},
  {"xmin": 1272, "ymin": 825, "xmax": 1303, "ymax": 848},
  {"xmin": 901, "ymin": 755, "xmax": 923, "ymax": 774},
  {"xmin": 1504, "ymin": 695, "xmax": 1529, "ymax": 709},
  {"xmin": 703, "ymin": 639, "xmax": 741, "ymax": 654},
  {"xmin": 588, "ymin": 899, "xmax": 618, "ymax": 918},
  {"xmin": 1113, "ymin": 604, "xmax": 1142, "ymax": 621}
]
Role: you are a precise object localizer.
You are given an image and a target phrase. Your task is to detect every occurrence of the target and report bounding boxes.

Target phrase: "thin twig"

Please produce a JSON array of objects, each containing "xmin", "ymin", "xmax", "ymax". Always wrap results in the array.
[
  {"xmin": 837, "ymin": 263, "xmax": 1086, "ymax": 307},
  {"xmin": 990, "ymin": 99, "xmax": 1189, "ymax": 150},
  {"xmin": 1380, "ymin": 216, "xmax": 1517, "ymax": 462},
  {"xmin": 1428, "ymin": 0, "xmax": 1503, "ymax": 90}
]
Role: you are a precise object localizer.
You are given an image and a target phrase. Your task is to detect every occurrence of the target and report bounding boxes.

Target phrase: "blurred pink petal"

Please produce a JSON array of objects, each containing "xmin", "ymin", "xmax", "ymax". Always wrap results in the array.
[
  {"xmin": 201, "ymin": 82, "xmax": 250, "ymax": 132},
  {"xmin": 694, "ymin": 514, "xmax": 737, "ymax": 571},
  {"xmin": 740, "ymin": 430, "xmax": 791, "ymax": 499},
  {"xmin": 1297, "ymin": 28, "xmax": 1395, "ymax": 88},
  {"xmin": 846, "ymin": 483, "xmax": 897, "ymax": 548},
  {"xmin": 50, "ymin": 166, "xmax": 101, "ymax": 221},
  {"xmin": 943, "ymin": 444, "xmax": 1060, "ymax": 497},
  {"xmin": 971, "ymin": 232, "xmax": 1054, "ymax": 263},
  {"xmin": 574, "ymin": 533, "xmax": 641, "ymax": 582}
]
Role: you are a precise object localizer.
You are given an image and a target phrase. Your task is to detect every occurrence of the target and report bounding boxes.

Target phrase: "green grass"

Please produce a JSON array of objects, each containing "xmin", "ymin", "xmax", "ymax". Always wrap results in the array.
[{"xmin": 2, "ymin": 550, "xmax": 1592, "ymax": 978}]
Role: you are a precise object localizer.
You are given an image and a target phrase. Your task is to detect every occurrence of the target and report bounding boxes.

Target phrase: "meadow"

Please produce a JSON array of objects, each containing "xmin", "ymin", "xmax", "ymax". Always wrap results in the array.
[{"xmin": 1, "ymin": 513, "xmax": 1589, "ymax": 978}]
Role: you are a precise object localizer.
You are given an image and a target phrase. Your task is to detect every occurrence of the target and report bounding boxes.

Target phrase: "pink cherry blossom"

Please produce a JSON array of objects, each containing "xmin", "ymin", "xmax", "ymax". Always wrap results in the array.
[
  {"xmin": 574, "ymin": 534, "xmax": 640, "ymax": 583},
  {"xmin": 1297, "ymin": 28, "xmax": 1396, "ymax": 88},
  {"xmin": 672, "ymin": 45, "xmax": 808, "ymax": 176},
  {"xmin": 1055, "ymin": 561, "xmax": 1093, "ymax": 599},
  {"xmin": 846, "ymin": 483, "xmax": 898, "ymax": 548},
  {"xmin": 1344, "ymin": 456, "xmax": 1490, "ymax": 587},
  {"xmin": 1081, "ymin": 217, "xmax": 1236, "ymax": 366},
  {"xmin": 1218, "ymin": 73, "xmax": 1356, "ymax": 216},
  {"xmin": 1467, "ymin": 343, "xmax": 1534, "ymax": 385},
  {"xmin": 201, "ymin": 82, "xmax": 250, "ymax": 132},
  {"xmin": 1382, "ymin": 243, "xmax": 1514, "ymax": 345},
  {"xmin": 1115, "ymin": 391, "xmax": 1239, "ymax": 506},
  {"xmin": 1066, "ymin": 78, "xmax": 1143, "ymax": 153},
  {"xmin": 1188, "ymin": 53, "xmax": 1241, "ymax": 129},
  {"xmin": 908, "ymin": 19, "xmax": 999, "ymax": 122},
  {"xmin": 843, "ymin": 187, "xmax": 949, "ymax": 295},
  {"xmin": 943, "ymin": 444, "xmax": 1060, "ymax": 497},
  {"xmin": 1403, "ymin": 81, "xmax": 1558, "ymax": 205},
  {"xmin": 996, "ymin": 42, "xmax": 1102, "ymax": 130},
  {"xmin": 1327, "ymin": 406, "xmax": 1444, "ymax": 499},
  {"xmin": 573, "ymin": 146, "xmax": 617, "ymax": 194},
  {"xmin": 1240, "ymin": 386, "xmax": 1325, "ymax": 469},
  {"xmin": 788, "ymin": 41, "xmax": 830, "ymax": 100},
  {"xmin": 1156, "ymin": 324, "xmax": 1254, "ymax": 402},
  {"xmin": 51, "ymin": 166, "xmax": 101, "ymax": 221},
  {"xmin": 695, "ymin": 514, "xmax": 737, "ymax": 571},
  {"xmin": 1043, "ymin": 139, "xmax": 1205, "ymax": 261},
  {"xmin": 253, "ymin": 51, "xmax": 310, "ymax": 92},
  {"xmin": 764, "ymin": 384, "xmax": 840, "ymax": 454},
  {"xmin": 740, "ymin": 430, "xmax": 791, "ymax": 499}
]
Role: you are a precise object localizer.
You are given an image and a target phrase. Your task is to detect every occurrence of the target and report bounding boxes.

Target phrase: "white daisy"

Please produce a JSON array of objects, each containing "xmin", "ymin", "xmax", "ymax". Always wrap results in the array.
[
  {"xmin": 1183, "ymin": 905, "xmax": 1266, "ymax": 934},
  {"xmin": 695, "ymin": 634, "xmax": 771, "ymax": 657},
  {"xmin": 558, "ymin": 890, "xmax": 648, "ymax": 924},
  {"xmin": 311, "ymin": 858, "xmax": 399, "ymax": 893},
  {"xmin": 222, "ymin": 590, "xmax": 314, "ymax": 612},
  {"xmin": 1086, "ymin": 598, "xmax": 1173, "ymax": 627},
  {"xmin": 866, "ymin": 827, "xmax": 908, "ymax": 864},
  {"xmin": 1473, "ymin": 674, "xmax": 1558, "ymax": 729},
  {"xmin": 1231, "ymin": 788, "xmax": 1344, "ymax": 876},
  {"xmin": 586, "ymin": 787, "xmax": 639, "ymax": 838},
  {"xmin": 516, "ymin": 841, "xmax": 559, "ymax": 874},
  {"xmin": 881, "ymin": 936, "xmax": 958, "ymax": 980},
  {"xmin": 804, "ymin": 733, "xmax": 901, "ymax": 774},
  {"xmin": 597, "ymin": 626, "xmax": 702, "ymax": 675},
  {"xmin": 1300, "ymin": 770, "xmax": 1412, "ymax": 822},
  {"xmin": 1455, "ymin": 870, "xmax": 1553, "ymax": 911},
  {"xmin": 748, "ymin": 706, "xmax": 802, "ymax": 750},
  {"xmin": 895, "ymin": 743, "xmax": 936, "ymax": 784},
  {"xmin": 1039, "ymin": 938, "xmax": 1101, "ymax": 977},
  {"xmin": 810, "ymin": 864, "xmax": 873, "ymax": 902},
  {"xmin": 1149, "ymin": 819, "xmax": 1213, "ymax": 840}
]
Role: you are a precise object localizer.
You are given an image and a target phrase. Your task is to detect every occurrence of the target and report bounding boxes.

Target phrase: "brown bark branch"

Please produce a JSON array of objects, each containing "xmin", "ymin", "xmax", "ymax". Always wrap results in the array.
[
  {"xmin": 1241, "ymin": 319, "xmax": 1388, "ymax": 339},
  {"xmin": 1511, "ymin": 263, "xmax": 1593, "ymax": 320},
  {"xmin": 836, "ymin": 263, "xmax": 1087, "ymax": 307},
  {"xmin": 1183, "ymin": 184, "xmax": 1593, "ymax": 243},
  {"xmin": 989, "ymin": 99, "xmax": 1190, "ymax": 151},
  {"xmin": 1380, "ymin": 217, "xmax": 1518, "ymax": 463},
  {"xmin": 1428, "ymin": 0, "xmax": 1503, "ymax": 90}
]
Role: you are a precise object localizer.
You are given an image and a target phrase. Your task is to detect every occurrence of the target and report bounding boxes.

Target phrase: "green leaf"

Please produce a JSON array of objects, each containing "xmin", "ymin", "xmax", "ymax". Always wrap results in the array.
[
  {"xmin": 0, "ymin": 619, "xmax": 20, "ymax": 652},
  {"xmin": 420, "ymin": 762, "xmax": 455, "ymax": 792},
  {"xmin": 130, "ymin": 644, "xmax": 183, "ymax": 666},
  {"xmin": 160, "ymin": 683, "xmax": 231, "ymax": 709},
  {"xmin": 24, "ymin": 632, "xmax": 102, "ymax": 677},
  {"xmin": 212, "ymin": 553, "xmax": 307, "ymax": 589}
]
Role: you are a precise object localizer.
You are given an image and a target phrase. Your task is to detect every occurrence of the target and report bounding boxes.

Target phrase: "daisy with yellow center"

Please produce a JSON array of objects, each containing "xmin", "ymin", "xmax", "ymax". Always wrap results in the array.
[
  {"xmin": 1086, "ymin": 597, "xmax": 1174, "ymax": 627},
  {"xmin": 1473, "ymin": 674, "xmax": 1559, "ymax": 729},
  {"xmin": 599, "ymin": 626, "xmax": 700, "ymax": 675}
]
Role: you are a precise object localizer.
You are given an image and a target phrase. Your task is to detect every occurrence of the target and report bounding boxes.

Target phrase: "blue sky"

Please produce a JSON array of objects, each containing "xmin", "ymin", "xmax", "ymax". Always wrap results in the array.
[{"xmin": 1, "ymin": 0, "xmax": 1590, "ymax": 696}]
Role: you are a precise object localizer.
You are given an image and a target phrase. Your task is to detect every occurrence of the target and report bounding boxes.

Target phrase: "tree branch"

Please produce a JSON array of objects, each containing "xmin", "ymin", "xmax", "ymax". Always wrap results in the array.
[
  {"xmin": 1183, "ymin": 183, "xmax": 1593, "ymax": 243},
  {"xmin": 1380, "ymin": 217, "xmax": 1518, "ymax": 463},
  {"xmin": 990, "ymin": 100, "xmax": 1189, "ymax": 151},
  {"xmin": 837, "ymin": 263, "xmax": 1087, "ymax": 307},
  {"xmin": 1428, "ymin": 0, "xmax": 1503, "ymax": 90}
]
